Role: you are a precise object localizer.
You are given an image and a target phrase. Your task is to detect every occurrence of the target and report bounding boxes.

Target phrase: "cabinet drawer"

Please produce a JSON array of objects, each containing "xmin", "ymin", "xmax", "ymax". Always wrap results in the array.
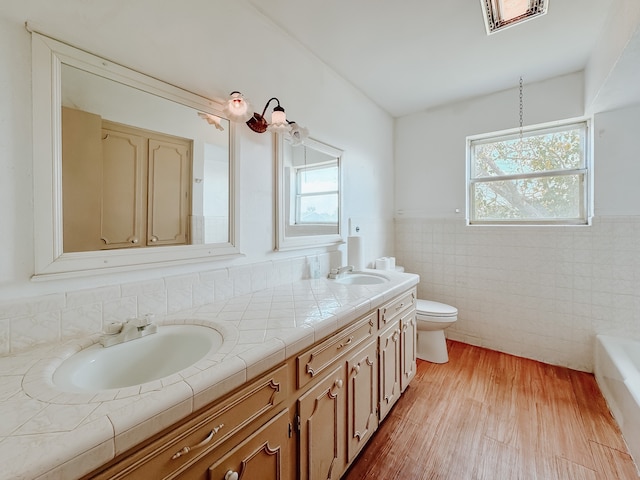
[
  {"xmin": 90, "ymin": 364, "xmax": 288, "ymax": 479},
  {"xmin": 297, "ymin": 312, "xmax": 376, "ymax": 388},
  {"xmin": 379, "ymin": 288, "xmax": 416, "ymax": 329}
]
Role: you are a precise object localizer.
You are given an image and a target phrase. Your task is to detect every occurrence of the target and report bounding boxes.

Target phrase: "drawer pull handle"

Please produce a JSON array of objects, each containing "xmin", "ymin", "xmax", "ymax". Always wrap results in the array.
[
  {"xmin": 337, "ymin": 336, "xmax": 353, "ymax": 349},
  {"xmin": 225, "ymin": 471, "xmax": 239, "ymax": 480},
  {"xmin": 171, "ymin": 424, "xmax": 224, "ymax": 459},
  {"xmin": 396, "ymin": 302, "xmax": 405, "ymax": 311}
]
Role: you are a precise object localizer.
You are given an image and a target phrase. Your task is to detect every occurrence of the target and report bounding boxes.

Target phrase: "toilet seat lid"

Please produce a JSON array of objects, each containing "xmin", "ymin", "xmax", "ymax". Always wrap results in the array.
[{"xmin": 416, "ymin": 299, "xmax": 458, "ymax": 317}]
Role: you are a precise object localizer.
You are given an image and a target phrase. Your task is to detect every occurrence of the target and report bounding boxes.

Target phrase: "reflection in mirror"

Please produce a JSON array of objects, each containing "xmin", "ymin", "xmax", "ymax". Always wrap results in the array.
[
  {"xmin": 275, "ymin": 136, "xmax": 343, "ymax": 250},
  {"xmin": 61, "ymin": 64, "xmax": 230, "ymax": 252},
  {"xmin": 31, "ymin": 32, "xmax": 240, "ymax": 278}
]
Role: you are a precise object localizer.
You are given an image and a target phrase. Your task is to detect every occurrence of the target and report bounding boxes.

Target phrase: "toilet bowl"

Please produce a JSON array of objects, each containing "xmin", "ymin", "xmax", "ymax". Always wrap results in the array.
[{"xmin": 416, "ymin": 299, "xmax": 458, "ymax": 363}]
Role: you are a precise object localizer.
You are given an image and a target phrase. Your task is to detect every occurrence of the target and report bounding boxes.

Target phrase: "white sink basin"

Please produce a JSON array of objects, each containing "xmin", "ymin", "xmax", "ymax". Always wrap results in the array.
[
  {"xmin": 332, "ymin": 272, "xmax": 390, "ymax": 285},
  {"xmin": 53, "ymin": 324, "xmax": 223, "ymax": 392}
]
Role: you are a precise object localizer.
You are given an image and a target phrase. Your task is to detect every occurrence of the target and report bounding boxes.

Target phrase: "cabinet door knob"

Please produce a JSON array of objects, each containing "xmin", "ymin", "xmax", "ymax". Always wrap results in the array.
[
  {"xmin": 353, "ymin": 364, "xmax": 361, "ymax": 374},
  {"xmin": 127, "ymin": 236, "xmax": 139, "ymax": 244},
  {"xmin": 335, "ymin": 379, "xmax": 343, "ymax": 389},
  {"xmin": 150, "ymin": 235, "xmax": 158, "ymax": 243},
  {"xmin": 225, "ymin": 470, "xmax": 239, "ymax": 480}
]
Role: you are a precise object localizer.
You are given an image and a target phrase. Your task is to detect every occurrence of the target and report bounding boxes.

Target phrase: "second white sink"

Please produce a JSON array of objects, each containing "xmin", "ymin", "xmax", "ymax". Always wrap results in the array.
[
  {"xmin": 53, "ymin": 324, "xmax": 223, "ymax": 392},
  {"xmin": 332, "ymin": 272, "xmax": 389, "ymax": 285}
]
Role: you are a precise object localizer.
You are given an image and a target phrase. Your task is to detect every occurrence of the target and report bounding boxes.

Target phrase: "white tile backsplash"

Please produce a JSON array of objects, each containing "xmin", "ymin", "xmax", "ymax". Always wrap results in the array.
[
  {"xmin": 395, "ymin": 215, "xmax": 640, "ymax": 372},
  {"xmin": 0, "ymin": 254, "xmax": 336, "ymax": 356}
]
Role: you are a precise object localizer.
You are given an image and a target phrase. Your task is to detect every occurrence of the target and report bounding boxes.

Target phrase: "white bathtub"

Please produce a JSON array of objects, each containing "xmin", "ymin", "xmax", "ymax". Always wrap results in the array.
[{"xmin": 595, "ymin": 335, "xmax": 640, "ymax": 468}]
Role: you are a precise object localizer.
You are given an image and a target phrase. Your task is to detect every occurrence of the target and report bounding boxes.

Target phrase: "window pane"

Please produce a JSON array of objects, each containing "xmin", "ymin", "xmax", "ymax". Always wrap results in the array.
[
  {"xmin": 298, "ymin": 193, "xmax": 338, "ymax": 224},
  {"xmin": 299, "ymin": 165, "xmax": 338, "ymax": 194},
  {"xmin": 472, "ymin": 174, "xmax": 583, "ymax": 221},
  {"xmin": 472, "ymin": 127, "xmax": 585, "ymax": 178}
]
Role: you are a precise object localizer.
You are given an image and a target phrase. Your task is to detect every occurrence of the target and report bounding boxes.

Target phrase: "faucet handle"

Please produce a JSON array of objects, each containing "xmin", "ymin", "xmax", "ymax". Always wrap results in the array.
[
  {"xmin": 130, "ymin": 315, "xmax": 152, "ymax": 328},
  {"xmin": 104, "ymin": 322, "xmax": 123, "ymax": 335}
]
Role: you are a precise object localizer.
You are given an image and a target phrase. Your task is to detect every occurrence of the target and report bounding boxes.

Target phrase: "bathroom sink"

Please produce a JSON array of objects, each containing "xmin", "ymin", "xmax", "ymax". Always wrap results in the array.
[
  {"xmin": 53, "ymin": 324, "xmax": 223, "ymax": 392},
  {"xmin": 332, "ymin": 272, "xmax": 390, "ymax": 285}
]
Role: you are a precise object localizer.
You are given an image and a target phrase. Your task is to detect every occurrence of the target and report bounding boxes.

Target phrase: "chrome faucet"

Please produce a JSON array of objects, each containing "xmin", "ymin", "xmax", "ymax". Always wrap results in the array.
[
  {"xmin": 100, "ymin": 314, "xmax": 158, "ymax": 347},
  {"xmin": 328, "ymin": 265, "xmax": 354, "ymax": 279}
]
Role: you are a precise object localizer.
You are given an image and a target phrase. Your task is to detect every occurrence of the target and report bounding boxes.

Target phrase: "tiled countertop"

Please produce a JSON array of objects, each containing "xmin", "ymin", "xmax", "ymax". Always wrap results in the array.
[{"xmin": 0, "ymin": 269, "xmax": 418, "ymax": 480}]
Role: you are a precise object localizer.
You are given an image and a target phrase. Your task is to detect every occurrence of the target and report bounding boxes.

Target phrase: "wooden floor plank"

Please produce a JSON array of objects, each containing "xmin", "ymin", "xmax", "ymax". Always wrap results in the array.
[{"xmin": 343, "ymin": 340, "xmax": 639, "ymax": 480}]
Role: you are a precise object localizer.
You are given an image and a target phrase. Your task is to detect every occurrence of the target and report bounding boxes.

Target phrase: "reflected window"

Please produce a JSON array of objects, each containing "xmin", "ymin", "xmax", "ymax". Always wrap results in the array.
[{"xmin": 295, "ymin": 163, "xmax": 339, "ymax": 225}]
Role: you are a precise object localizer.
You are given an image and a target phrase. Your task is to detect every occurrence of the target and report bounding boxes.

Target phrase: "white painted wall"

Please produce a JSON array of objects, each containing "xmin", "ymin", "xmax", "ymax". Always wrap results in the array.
[
  {"xmin": 585, "ymin": 0, "xmax": 640, "ymax": 113},
  {"xmin": 394, "ymin": 70, "xmax": 640, "ymax": 371},
  {"xmin": 395, "ymin": 72, "xmax": 585, "ymax": 218},
  {"xmin": 594, "ymin": 104, "xmax": 640, "ymax": 216},
  {"xmin": 0, "ymin": 2, "xmax": 395, "ymax": 302}
]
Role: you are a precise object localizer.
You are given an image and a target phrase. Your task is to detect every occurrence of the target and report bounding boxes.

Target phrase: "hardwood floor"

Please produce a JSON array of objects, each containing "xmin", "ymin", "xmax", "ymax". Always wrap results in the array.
[{"xmin": 343, "ymin": 340, "xmax": 639, "ymax": 480}]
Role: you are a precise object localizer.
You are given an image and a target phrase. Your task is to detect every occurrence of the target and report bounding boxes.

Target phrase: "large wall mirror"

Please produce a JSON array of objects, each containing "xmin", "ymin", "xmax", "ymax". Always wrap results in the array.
[
  {"xmin": 31, "ymin": 32, "xmax": 241, "ymax": 278},
  {"xmin": 274, "ymin": 135, "xmax": 344, "ymax": 250}
]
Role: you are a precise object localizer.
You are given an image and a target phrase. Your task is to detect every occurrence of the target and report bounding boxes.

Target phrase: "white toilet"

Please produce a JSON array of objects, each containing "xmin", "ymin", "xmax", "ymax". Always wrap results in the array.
[{"xmin": 415, "ymin": 299, "xmax": 458, "ymax": 363}]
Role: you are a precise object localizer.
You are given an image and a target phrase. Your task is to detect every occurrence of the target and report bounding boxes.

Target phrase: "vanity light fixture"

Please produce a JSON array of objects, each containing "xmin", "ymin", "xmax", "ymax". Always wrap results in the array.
[
  {"xmin": 480, "ymin": 0, "xmax": 548, "ymax": 35},
  {"xmin": 246, "ymin": 97, "xmax": 291, "ymax": 134},
  {"xmin": 224, "ymin": 92, "xmax": 308, "ymax": 139}
]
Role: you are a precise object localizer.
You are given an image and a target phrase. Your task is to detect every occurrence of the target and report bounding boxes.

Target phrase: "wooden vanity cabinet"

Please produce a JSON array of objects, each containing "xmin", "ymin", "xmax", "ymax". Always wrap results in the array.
[
  {"xmin": 378, "ymin": 320, "xmax": 402, "ymax": 422},
  {"xmin": 295, "ymin": 311, "xmax": 376, "ymax": 480},
  {"xmin": 298, "ymin": 364, "xmax": 347, "ymax": 480},
  {"xmin": 378, "ymin": 289, "xmax": 417, "ymax": 421},
  {"xmin": 85, "ymin": 364, "xmax": 289, "ymax": 480},
  {"xmin": 83, "ymin": 288, "xmax": 417, "ymax": 480},
  {"xmin": 346, "ymin": 339, "xmax": 378, "ymax": 463},
  {"xmin": 400, "ymin": 309, "xmax": 417, "ymax": 392}
]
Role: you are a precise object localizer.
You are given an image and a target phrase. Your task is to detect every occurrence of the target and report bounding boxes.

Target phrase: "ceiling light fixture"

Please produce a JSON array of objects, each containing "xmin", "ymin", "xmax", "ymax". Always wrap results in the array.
[
  {"xmin": 480, "ymin": 0, "xmax": 549, "ymax": 35},
  {"xmin": 224, "ymin": 91, "xmax": 308, "ymax": 143}
]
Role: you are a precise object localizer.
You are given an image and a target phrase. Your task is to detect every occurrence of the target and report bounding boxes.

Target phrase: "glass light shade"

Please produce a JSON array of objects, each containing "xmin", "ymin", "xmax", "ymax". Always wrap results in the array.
[
  {"xmin": 268, "ymin": 106, "xmax": 291, "ymax": 133},
  {"xmin": 271, "ymin": 109, "xmax": 287, "ymax": 125},
  {"xmin": 288, "ymin": 122, "xmax": 309, "ymax": 146},
  {"xmin": 223, "ymin": 92, "xmax": 253, "ymax": 122}
]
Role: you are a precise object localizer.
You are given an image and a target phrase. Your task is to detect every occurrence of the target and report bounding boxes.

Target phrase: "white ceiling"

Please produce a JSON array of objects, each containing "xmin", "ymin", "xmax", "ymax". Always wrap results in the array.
[
  {"xmin": 5, "ymin": 0, "xmax": 634, "ymax": 119},
  {"xmin": 246, "ymin": 0, "xmax": 616, "ymax": 117}
]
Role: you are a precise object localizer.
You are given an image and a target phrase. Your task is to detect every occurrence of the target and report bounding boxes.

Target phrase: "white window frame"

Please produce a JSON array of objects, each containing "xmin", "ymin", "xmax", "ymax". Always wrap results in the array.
[{"xmin": 466, "ymin": 118, "xmax": 592, "ymax": 226}]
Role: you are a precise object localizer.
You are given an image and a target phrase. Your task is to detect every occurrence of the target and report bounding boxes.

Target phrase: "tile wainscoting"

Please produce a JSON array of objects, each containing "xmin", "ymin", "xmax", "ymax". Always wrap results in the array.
[
  {"xmin": 395, "ymin": 216, "xmax": 640, "ymax": 372},
  {"xmin": 0, "ymin": 253, "xmax": 338, "ymax": 356}
]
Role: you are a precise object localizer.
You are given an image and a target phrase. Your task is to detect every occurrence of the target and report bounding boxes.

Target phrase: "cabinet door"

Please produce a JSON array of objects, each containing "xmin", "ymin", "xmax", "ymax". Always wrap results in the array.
[
  {"xmin": 147, "ymin": 138, "xmax": 191, "ymax": 246},
  {"xmin": 378, "ymin": 322, "xmax": 401, "ymax": 421},
  {"xmin": 208, "ymin": 409, "xmax": 292, "ymax": 480},
  {"xmin": 298, "ymin": 365, "xmax": 346, "ymax": 480},
  {"xmin": 100, "ymin": 127, "xmax": 147, "ymax": 249},
  {"xmin": 346, "ymin": 340, "xmax": 378, "ymax": 463},
  {"xmin": 400, "ymin": 310, "xmax": 417, "ymax": 392},
  {"xmin": 61, "ymin": 107, "xmax": 104, "ymax": 253}
]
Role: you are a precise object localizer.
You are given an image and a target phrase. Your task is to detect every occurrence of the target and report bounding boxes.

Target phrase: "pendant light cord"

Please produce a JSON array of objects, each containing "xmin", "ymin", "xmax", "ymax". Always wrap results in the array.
[{"xmin": 519, "ymin": 76, "xmax": 524, "ymax": 141}]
